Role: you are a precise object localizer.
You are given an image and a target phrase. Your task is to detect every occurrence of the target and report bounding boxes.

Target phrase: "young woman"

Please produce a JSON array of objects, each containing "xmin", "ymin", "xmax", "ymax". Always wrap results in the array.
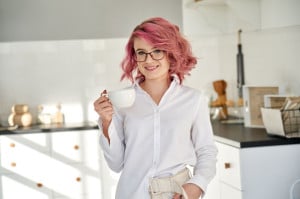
[{"xmin": 94, "ymin": 17, "xmax": 217, "ymax": 199}]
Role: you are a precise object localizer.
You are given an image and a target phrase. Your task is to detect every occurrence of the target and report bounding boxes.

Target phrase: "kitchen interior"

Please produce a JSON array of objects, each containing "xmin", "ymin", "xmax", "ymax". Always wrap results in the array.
[{"xmin": 0, "ymin": 0, "xmax": 300, "ymax": 198}]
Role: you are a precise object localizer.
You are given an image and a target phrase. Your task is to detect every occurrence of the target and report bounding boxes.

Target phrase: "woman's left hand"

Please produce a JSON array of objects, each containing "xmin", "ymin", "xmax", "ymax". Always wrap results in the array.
[{"xmin": 173, "ymin": 183, "xmax": 203, "ymax": 199}]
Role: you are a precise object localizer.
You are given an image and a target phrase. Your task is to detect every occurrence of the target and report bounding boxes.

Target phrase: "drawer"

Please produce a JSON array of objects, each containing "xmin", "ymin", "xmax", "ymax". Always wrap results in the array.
[
  {"xmin": 51, "ymin": 130, "xmax": 100, "ymax": 166},
  {"xmin": 51, "ymin": 164, "xmax": 102, "ymax": 198},
  {"xmin": 0, "ymin": 133, "xmax": 51, "ymax": 154},
  {"xmin": 216, "ymin": 142, "xmax": 242, "ymax": 190},
  {"xmin": 50, "ymin": 164, "xmax": 85, "ymax": 198},
  {"xmin": 1, "ymin": 141, "xmax": 53, "ymax": 189},
  {"xmin": 51, "ymin": 131, "xmax": 83, "ymax": 164},
  {"xmin": 0, "ymin": 135, "xmax": 51, "ymax": 175},
  {"xmin": 0, "ymin": 173, "xmax": 53, "ymax": 199}
]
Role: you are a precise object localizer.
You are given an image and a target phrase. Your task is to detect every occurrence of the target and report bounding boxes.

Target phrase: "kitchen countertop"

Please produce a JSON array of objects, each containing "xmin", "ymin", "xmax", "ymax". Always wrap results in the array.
[
  {"xmin": 1, "ymin": 120, "xmax": 300, "ymax": 149},
  {"xmin": 0, "ymin": 122, "xmax": 98, "ymax": 135},
  {"xmin": 212, "ymin": 120, "xmax": 300, "ymax": 148}
]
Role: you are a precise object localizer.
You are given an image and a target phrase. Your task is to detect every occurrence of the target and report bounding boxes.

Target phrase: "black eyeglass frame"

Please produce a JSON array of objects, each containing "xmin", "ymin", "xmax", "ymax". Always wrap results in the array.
[{"xmin": 134, "ymin": 50, "xmax": 165, "ymax": 62}]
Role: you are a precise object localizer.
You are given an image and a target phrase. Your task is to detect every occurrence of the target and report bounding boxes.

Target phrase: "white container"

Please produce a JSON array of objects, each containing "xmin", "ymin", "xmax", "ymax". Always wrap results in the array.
[
  {"xmin": 108, "ymin": 87, "xmax": 136, "ymax": 108},
  {"xmin": 261, "ymin": 107, "xmax": 300, "ymax": 138}
]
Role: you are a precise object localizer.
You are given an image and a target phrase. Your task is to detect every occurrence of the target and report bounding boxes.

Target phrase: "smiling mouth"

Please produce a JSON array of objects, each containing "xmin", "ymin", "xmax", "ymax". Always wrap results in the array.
[{"xmin": 144, "ymin": 65, "xmax": 159, "ymax": 71}]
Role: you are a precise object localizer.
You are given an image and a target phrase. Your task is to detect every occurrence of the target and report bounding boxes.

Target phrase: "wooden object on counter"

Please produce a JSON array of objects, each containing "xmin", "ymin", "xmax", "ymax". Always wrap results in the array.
[
  {"xmin": 211, "ymin": 79, "xmax": 228, "ymax": 119},
  {"xmin": 11, "ymin": 104, "xmax": 29, "ymax": 114},
  {"xmin": 8, "ymin": 104, "xmax": 32, "ymax": 127},
  {"xmin": 237, "ymin": 97, "xmax": 244, "ymax": 107}
]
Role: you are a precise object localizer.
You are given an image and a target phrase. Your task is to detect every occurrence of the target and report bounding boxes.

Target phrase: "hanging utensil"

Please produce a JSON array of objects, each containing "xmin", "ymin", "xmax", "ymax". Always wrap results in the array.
[{"xmin": 237, "ymin": 29, "xmax": 245, "ymax": 105}]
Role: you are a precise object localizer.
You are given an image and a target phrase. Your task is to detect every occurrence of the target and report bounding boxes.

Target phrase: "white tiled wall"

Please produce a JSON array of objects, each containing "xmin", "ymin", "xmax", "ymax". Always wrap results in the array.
[
  {"xmin": 0, "ymin": 39, "xmax": 132, "ymax": 124},
  {"xmin": 182, "ymin": 0, "xmax": 300, "ymax": 100},
  {"xmin": 1, "ymin": 0, "xmax": 300, "ymax": 125},
  {"xmin": 217, "ymin": 26, "xmax": 300, "ymax": 97},
  {"xmin": 0, "ymin": 33, "xmax": 226, "ymax": 125},
  {"xmin": 1, "ymin": 24, "xmax": 300, "ymax": 125}
]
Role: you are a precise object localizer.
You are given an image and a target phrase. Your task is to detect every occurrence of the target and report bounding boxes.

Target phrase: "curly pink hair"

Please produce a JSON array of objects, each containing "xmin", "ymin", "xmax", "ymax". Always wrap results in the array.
[{"xmin": 120, "ymin": 17, "xmax": 197, "ymax": 84}]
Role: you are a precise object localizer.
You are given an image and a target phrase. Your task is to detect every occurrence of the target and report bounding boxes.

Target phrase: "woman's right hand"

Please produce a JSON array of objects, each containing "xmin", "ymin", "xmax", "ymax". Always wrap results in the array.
[
  {"xmin": 94, "ymin": 90, "xmax": 113, "ymax": 122},
  {"xmin": 94, "ymin": 90, "xmax": 113, "ymax": 142}
]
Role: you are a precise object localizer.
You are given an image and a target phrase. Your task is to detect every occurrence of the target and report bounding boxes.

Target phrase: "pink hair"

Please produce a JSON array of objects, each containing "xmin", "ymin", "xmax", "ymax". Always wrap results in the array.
[{"xmin": 120, "ymin": 17, "xmax": 197, "ymax": 84}]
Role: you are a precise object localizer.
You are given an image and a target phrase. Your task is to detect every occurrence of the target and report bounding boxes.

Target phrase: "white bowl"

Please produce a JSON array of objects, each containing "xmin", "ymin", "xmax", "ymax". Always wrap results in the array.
[{"xmin": 108, "ymin": 88, "xmax": 135, "ymax": 108}]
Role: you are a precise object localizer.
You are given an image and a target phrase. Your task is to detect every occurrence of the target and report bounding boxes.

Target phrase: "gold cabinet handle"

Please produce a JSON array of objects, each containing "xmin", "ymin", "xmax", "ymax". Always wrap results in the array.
[
  {"xmin": 11, "ymin": 162, "xmax": 16, "ymax": 167},
  {"xmin": 224, "ymin": 162, "xmax": 231, "ymax": 169},
  {"xmin": 10, "ymin": 143, "xmax": 16, "ymax": 148},
  {"xmin": 76, "ymin": 177, "xmax": 81, "ymax": 182},
  {"xmin": 37, "ymin": 183, "xmax": 43, "ymax": 188},
  {"xmin": 74, "ymin": 145, "xmax": 79, "ymax": 150}
]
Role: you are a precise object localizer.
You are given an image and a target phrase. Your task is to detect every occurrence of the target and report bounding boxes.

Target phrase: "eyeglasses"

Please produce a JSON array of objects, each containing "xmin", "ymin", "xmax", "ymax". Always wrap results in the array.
[{"xmin": 134, "ymin": 49, "xmax": 165, "ymax": 62}]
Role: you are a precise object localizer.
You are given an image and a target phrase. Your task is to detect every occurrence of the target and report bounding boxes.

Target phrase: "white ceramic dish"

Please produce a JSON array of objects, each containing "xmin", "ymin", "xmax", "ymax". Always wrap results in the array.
[{"xmin": 108, "ymin": 87, "xmax": 135, "ymax": 108}]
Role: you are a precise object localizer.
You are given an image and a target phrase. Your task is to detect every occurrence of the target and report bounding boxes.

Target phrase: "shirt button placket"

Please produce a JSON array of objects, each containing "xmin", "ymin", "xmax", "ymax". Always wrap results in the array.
[{"xmin": 153, "ymin": 108, "xmax": 160, "ymax": 169}]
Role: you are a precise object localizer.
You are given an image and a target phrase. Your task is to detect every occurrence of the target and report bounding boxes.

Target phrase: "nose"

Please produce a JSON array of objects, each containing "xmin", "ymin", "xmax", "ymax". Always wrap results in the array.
[{"xmin": 145, "ymin": 53, "xmax": 154, "ymax": 62}]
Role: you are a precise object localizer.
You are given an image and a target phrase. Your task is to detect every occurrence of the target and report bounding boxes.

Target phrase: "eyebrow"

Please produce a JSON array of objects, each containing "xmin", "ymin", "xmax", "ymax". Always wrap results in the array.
[{"xmin": 135, "ymin": 48, "xmax": 157, "ymax": 52}]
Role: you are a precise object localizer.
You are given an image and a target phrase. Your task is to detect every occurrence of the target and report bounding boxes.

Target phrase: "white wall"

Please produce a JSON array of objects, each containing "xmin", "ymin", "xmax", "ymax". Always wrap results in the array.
[
  {"xmin": 183, "ymin": 0, "xmax": 300, "ymax": 101},
  {"xmin": 0, "ymin": 39, "xmax": 131, "ymax": 124},
  {"xmin": 1, "ymin": 0, "xmax": 300, "ymax": 126},
  {"xmin": 217, "ymin": 26, "xmax": 300, "ymax": 98},
  {"xmin": 0, "ymin": 36, "xmax": 221, "ymax": 124}
]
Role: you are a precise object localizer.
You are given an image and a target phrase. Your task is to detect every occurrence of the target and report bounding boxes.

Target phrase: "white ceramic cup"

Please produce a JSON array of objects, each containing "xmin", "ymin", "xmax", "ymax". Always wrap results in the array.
[{"xmin": 108, "ymin": 87, "xmax": 136, "ymax": 108}]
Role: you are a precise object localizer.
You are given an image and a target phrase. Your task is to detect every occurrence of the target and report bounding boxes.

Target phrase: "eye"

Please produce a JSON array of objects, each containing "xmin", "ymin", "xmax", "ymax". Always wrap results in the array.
[
  {"xmin": 152, "ymin": 49, "xmax": 162, "ymax": 54},
  {"xmin": 136, "ymin": 51, "xmax": 146, "ymax": 56}
]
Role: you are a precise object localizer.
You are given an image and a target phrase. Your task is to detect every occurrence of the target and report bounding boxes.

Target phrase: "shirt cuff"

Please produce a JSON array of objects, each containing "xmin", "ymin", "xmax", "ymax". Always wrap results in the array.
[
  {"xmin": 97, "ymin": 117, "xmax": 110, "ymax": 149},
  {"xmin": 186, "ymin": 175, "xmax": 209, "ymax": 195}
]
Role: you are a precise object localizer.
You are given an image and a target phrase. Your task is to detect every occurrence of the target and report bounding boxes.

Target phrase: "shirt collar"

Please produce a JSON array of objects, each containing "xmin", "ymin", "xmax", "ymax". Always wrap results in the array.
[{"xmin": 133, "ymin": 74, "xmax": 180, "ymax": 89}]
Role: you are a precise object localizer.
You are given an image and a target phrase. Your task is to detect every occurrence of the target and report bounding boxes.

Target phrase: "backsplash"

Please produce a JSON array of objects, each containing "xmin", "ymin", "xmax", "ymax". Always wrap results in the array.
[
  {"xmin": 0, "ymin": 39, "xmax": 132, "ymax": 124},
  {"xmin": 0, "ymin": 25, "xmax": 299, "ymax": 125}
]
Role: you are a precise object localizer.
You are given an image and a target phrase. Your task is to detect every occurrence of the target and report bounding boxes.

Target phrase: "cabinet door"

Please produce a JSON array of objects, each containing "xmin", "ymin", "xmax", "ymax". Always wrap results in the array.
[
  {"xmin": 77, "ymin": 130, "xmax": 103, "ymax": 199},
  {"xmin": 50, "ymin": 130, "xmax": 102, "ymax": 199},
  {"xmin": 205, "ymin": 142, "xmax": 241, "ymax": 199},
  {"xmin": 216, "ymin": 142, "xmax": 242, "ymax": 190}
]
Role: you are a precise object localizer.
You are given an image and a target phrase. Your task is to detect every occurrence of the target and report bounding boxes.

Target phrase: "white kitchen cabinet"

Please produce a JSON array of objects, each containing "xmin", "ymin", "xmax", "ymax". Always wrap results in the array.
[
  {"xmin": 0, "ymin": 129, "xmax": 113, "ymax": 199},
  {"xmin": 50, "ymin": 130, "xmax": 103, "ymax": 199},
  {"xmin": 0, "ymin": 133, "xmax": 53, "ymax": 198},
  {"xmin": 205, "ymin": 141, "xmax": 300, "ymax": 199}
]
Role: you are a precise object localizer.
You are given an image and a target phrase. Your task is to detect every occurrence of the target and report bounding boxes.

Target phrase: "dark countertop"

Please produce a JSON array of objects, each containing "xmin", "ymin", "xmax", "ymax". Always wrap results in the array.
[
  {"xmin": 1, "ymin": 120, "xmax": 300, "ymax": 149},
  {"xmin": 212, "ymin": 120, "xmax": 300, "ymax": 148},
  {"xmin": 0, "ymin": 122, "xmax": 99, "ymax": 135}
]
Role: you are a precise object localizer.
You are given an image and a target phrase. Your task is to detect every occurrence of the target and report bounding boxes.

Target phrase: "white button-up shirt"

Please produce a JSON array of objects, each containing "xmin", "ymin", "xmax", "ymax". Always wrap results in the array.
[{"xmin": 99, "ymin": 77, "xmax": 217, "ymax": 199}]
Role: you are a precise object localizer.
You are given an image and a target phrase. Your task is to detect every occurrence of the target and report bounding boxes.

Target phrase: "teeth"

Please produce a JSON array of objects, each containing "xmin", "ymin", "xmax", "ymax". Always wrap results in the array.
[{"xmin": 145, "ymin": 65, "xmax": 158, "ymax": 70}]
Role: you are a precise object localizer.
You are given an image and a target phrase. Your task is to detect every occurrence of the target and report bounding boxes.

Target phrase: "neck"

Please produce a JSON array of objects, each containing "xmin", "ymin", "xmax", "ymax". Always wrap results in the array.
[{"xmin": 140, "ymin": 77, "xmax": 172, "ymax": 104}]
